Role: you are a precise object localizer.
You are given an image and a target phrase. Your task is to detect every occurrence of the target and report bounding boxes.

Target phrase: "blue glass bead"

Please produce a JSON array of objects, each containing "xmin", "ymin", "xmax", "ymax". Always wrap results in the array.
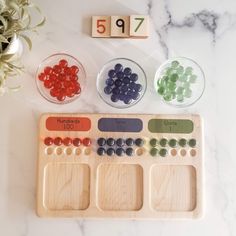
[
  {"xmin": 116, "ymin": 71, "xmax": 124, "ymax": 80},
  {"xmin": 134, "ymin": 83, "xmax": 142, "ymax": 92},
  {"xmin": 124, "ymin": 67, "xmax": 132, "ymax": 76},
  {"xmin": 116, "ymin": 138, "xmax": 125, "ymax": 147},
  {"xmin": 114, "ymin": 63, "xmax": 123, "ymax": 72},
  {"xmin": 127, "ymin": 90, "xmax": 133, "ymax": 96},
  {"xmin": 132, "ymin": 92, "xmax": 140, "ymax": 100},
  {"xmin": 107, "ymin": 148, "xmax": 115, "ymax": 156},
  {"xmin": 106, "ymin": 78, "xmax": 114, "ymax": 86},
  {"xmin": 108, "ymin": 69, "xmax": 116, "ymax": 78},
  {"xmin": 123, "ymin": 76, "xmax": 130, "ymax": 84},
  {"xmin": 111, "ymin": 94, "xmax": 119, "ymax": 102},
  {"xmin": 121, "ymin": 85, "xmax": 129, "ymax": 92},
  {"xmin": 114, "ymin": 79, "xmax": 122, "ymax": 87},
  {"xmin": 129, "ymin": 82, "xmax": 136, "ymax": 89},
  {"xmin": 119, "ymin": 93, "xmax": 126, "ymax": 101},
  {"xmin": 130, "ymin": 73, "xmax": 138, "ymax": 81},
  {"xmin": 112, "ymin": 87, "xmax": 120, "ymax": 95},
  {"xmin": 116, "ymin": 148, "xmax": 125, "ymax": 156},
  {"xmin": 104, "ymin": 86, "xmax": 113, "ymax": 94},
  {"xmin": 124, "ymin": 96, "xmax": 132, "ymax": 104}
]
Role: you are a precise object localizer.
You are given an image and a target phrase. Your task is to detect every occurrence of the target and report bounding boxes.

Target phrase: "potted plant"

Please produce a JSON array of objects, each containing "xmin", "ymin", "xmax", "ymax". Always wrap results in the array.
[{"xmin": 0, "ymin": 0, "xmax": 45, "ymax": 95}]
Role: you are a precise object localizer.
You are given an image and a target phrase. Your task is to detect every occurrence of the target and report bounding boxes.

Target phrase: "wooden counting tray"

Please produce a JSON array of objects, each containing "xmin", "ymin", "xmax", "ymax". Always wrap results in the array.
[{"xmin": 37, "ymin": 113, "xmax": 203, "ymax": 219}]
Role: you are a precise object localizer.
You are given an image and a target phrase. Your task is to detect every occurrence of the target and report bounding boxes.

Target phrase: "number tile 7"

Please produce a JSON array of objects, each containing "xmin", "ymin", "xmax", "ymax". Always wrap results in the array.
[
  {"xmin": 130, "ymin": 15, "xmax": 149, "ymax": 38},
  {"xmin": 92, "ymin": 16, "xmax": 111, "ymax": 38}
]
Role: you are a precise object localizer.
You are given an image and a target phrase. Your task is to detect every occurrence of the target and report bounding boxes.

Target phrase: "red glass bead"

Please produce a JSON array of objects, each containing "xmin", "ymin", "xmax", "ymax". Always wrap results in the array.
[
  {"xmin": 38, "ymin": 72, "xmax": 46, "ymax": 81},
  {"xmin": 70, "ymin": 75, "xmax": 78, "ymax": 81},
  {"xmin": 59, "ymin": 59, "xmax": 68, "ymax": 67},
  {"xmin": 53, "ymin": 65, "xmax": 61, "ymax": 74},
  {"xmin": 63, "ymin": 137, "xmax": 72, "ymax": 146},
  {"xmin": 54, "ymin": 137, "xmax": 63, "ymax": 146},
  {"xmin": 70, "ymin": 65, "xmax": 79, "ymax": 75},
  {"xmin": 44, "ymin": 137, "xmax": 53, "ymax": 146},
  {"xmin": 83, "ymin": 137, "xmax": 91, "ymax": 146},
  {"xmin": 64, "ymin": 67, "xmax": 71, "ymax": 75},
  {"xmin": 50, "ymin": 88, "xmax": 60, "ymax": 97},
  {"xmin": 74, "ymin": 85, "xmax": 81, "ymax": 95},
  {"xmin": 49, "ymin": 74, "xmax": 57, "ymax": 81},
  {"xmin": 44, "ymin": 80, "xmax": 53, "ymax": 89},
  {"xmin": 57, "ymin": 94, "xmax": 66, "ymax": 101},
  {"xmin": 64, "ymin": 81, "xmax": 73, "ymax": 88},
  {"xmin": 73, "ymin": 138, "xmax": 82, "ymax": 147},
  {"xmin": 66, "ymin": 87, "xmax": 75, "ymax": 97},
  {"xmin": 44, "ymin": 66, "xmax": 53, "ymax": 75}
]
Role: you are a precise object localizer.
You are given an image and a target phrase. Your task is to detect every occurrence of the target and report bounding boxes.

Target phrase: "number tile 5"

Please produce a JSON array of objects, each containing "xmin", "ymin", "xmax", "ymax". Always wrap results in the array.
[
  {"xmin": 110, "ymin": 16, "xmax": 130, "ymax": 38},
  {"xmin": 130, "ymin": 15, "xmax": 149, "ymax": 38},
  {"xmin": 92, "ymin": 16, "xmax": 111, "ymax": 38}
]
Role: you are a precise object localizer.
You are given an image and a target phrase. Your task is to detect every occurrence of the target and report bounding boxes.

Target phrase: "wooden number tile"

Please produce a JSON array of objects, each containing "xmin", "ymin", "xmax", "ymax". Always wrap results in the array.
[
  {"xmin": 92, "ymin": 16, "xmax": 111, "ymax": 38},
  {"xmin": 130, "ymin": 15, "xmax": 149, "ymax": 38},
  {"xmin": 110, "ymin": 16, "xmax": 130, "ymax": 38}
]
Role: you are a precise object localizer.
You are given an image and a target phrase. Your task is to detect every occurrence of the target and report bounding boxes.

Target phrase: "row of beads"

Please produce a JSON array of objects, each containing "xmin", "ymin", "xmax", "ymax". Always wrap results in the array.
[
  {"xmin": 44, "ymin": 137, "xmax": 91, "ymax": 147},
  {"xmin": 149, "ymin": 138, "xmax": 196, "ymax": 148},
  {"xmin": 97, "ymin": 137, "xmax": 144, "ymax": 147},
  {"xmin": 45, "ymin": 147, "xmax": 91, "ymax": 156},
  {"xmin": 150, "ymin": 148, "xmax": 197, "ymax": 157}
]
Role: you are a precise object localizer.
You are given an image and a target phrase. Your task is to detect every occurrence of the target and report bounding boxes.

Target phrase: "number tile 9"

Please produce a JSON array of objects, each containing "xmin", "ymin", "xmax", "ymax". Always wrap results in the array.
[
  {"xmin": 110, "ymin": 16, "xmax": 130, "ymax": 38},
  {"xmin": 92, "ymin": 16, "xmax": 111, "ymax": 38}
]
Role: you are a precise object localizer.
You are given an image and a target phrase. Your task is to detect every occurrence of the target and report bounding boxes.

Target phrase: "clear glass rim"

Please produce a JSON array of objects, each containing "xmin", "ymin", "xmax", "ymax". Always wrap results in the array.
[
  {"xmin": 35, "ymin": 53, "xmax": 86, "ymax": 104},
  {"xmin": 154, "ymin": 56, "xmax": 205, "ymax": 108},
  {"xmin": 96, "ymin": 57, "xmax": 147, "ymax": 109}
]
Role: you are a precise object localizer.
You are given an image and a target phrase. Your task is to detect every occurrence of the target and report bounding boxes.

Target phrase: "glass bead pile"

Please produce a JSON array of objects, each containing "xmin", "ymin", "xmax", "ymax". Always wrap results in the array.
[
  {"xmin": 157, "ymin": 60, "xmax": 197, "ymax": 103},
  {"xmin": 104, "ymin": 63, "xmax": 143, "ymax": 105}
]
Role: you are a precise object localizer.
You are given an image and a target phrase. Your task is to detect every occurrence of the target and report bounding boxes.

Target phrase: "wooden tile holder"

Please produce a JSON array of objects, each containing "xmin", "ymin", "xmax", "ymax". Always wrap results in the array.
[{"xmin": 36, "ymin": 113, "xmax": 203, "ymax": 219}]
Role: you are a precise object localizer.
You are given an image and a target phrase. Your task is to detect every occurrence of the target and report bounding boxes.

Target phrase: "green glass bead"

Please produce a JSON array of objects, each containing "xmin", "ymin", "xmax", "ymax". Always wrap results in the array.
[
  {"xmin": 188, "ymin": 139, "xmax": 196, "ymax": 147},
  {"xmin": 185, "ymin": 67, "xmax": 193, "ymax": 75},
  {"xmin": 183, "ymin": 82, "xmax": 190, "ymax": 89},
  {"xmin": 150, "ymin": 138, "xmax": 158, "ymax": 147},
  {"xmin": 189, "ymin": 74, "xmax": 197, "ymax": 83},
  {"xmin": 168, "ymin": 139, "xmax": 177, "ymax": 147},
  {"xmin": 176, "ymin": 86, "xmax": 184, "ymax": 95},
  {"xmin": 177, "ymin": 66, "xmax": 184, "ymax": 74},
  {"xmin": 159, "ymin": 148, "xmax": 168, "ymax": 157},
  {"xmin": 179, "ymin": 138, "xmax": 187, "ymax": 147},
  {"xmin": 184, "ymin": 88, "xmax": 192, "ymax": 98},
  {"xmin": 166, "ymin": 68, "xmax": 173, "ymax": 76},
  {"xmin": 167, "ymin": 82, "xmax": 176, "ymax": 91},
  {"xmin": 177, "ymin": 94, "xmax": 184, "ymax": 103},
  {"xmin": 160, "ymin": 138, "xmax": 168, "ymax": 147},
  {"xmin": 150, "ymin": 148, "xmax": 158, "ymax": 157},
  {"xmin": 171, "ymin": 60, "xmax": 179, "ymax": 68},
  {"xmin": 179, "ymin": 74, "xmax": 188, "ymax": 82},
  {"xmin": 158, "ymin": 86, "xmax": 165, "ymax": 95},
  {"xmin": 163, "ymin": 94, "xmax": 172, "ymax": 101},
  {"xmin": 170, "ymin": 73, "xmax": 179, "ymax": 82}
]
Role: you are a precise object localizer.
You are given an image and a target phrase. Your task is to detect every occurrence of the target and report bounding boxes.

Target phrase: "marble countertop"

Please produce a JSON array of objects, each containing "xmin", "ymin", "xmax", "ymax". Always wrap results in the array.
[{"xmin": 0, "ymin": 0, "xmax": 235, "ymax": 235}]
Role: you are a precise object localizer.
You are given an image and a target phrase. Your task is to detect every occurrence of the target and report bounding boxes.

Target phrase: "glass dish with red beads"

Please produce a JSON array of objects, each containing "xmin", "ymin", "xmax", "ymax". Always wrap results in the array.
[{"xmin": 36, "ymin": 53, "xmax": 86, "ymax": 104}]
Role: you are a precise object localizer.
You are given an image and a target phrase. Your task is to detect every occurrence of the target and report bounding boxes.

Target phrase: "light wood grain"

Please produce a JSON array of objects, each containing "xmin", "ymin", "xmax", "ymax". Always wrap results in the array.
[
  {"xmin": 36, "ymin": 113, "xmax": 203, "ymax": 219},
  {"xmin": 110, "ymin": 16, "xmax": 130, "ymax": 38}
]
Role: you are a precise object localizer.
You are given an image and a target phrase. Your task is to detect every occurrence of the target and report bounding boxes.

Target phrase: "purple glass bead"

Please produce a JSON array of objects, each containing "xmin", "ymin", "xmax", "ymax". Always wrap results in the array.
[
  {"xmin": 108, "ymin": 69, "xmax": 116, "ymax": 78},
  {"xmin": 114, "ymin": 63, "xmax": 123, "ymax": 72},
  {"xmin": 124, "ymin": 67, "xmax": 132, "ymax": 76},
  {"xmin": 134, "ymin": 83, "xmax": 142, "ymax": 92},
  {"xmin": 116, "ymin": 71, "xmax": 124, "ymax": 80},
  {"xmin": 114, "ymin": 79, "xmax": 122, "ymax": 87},
  {"xmin": 123, "ymin": 76, "xmax": 130, "ymax": 84},
  {"xmin": 106, "ymin": 78, "xmax": 114, "ymax": 86},
  {"xmin": 111, "ymin": 94, "xmax": 119, "ymax": 102},
  {"xmin": 104, "ymin": 86, "xmax": 113, "ymax": 94},
  {"xmin": 119, "ymin": 93, "xmax": 126, "ymax": 101},
  {"xmin": 129, "ymin": 82, "xmax": 136, "ymax": 89},
  {"xmin": 132, "ymin": 92, "xmax": 140, "ymax": 100},
  {"xmin": 130, "ymin": 73, "xmax": 138, "ymax": 81},
  {"xmin": 112, "ymin": 87, "xmax": 120, "ymax": 95},
  {"xmin": 124, "ymin": 96, "xmax": 132, "ymax": 104},
  {"xmin": 121, "ymin": 85, "xmax": 129, "ymax": 92}
]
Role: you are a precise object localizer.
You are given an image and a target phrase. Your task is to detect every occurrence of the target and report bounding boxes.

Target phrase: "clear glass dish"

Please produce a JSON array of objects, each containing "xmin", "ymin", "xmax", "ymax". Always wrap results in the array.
[
  {"xmin": 36, "ymin": 53, "xmax": 86, "ymax": 104},
  {"xmin": 154, "ymin": 57, "xmax": 205, "ymax": 107},
  {"xmin": 97, "ymin": 58, "xmax": 147, "ymax": 109}
]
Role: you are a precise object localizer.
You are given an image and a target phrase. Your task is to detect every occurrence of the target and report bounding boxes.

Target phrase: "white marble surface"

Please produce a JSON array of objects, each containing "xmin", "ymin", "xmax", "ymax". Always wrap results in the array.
[{"xmin": 0, "ymin": 0, "xmax": 236, "ymax": 235}]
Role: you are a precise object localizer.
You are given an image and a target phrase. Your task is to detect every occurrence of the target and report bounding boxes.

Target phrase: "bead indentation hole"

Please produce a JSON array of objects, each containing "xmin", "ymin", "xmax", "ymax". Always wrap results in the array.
[
  {"xmin": 55, "ymin": 147, "xmax": 63, "ymax": 155},
  {"xmin": 45, "ymin": 147, "xmax": 53, "ymax": 155},
  {"xmin": 136, "ymin": 148, "xmax": 144, "ymax": 156},
  {"xmin": 65, "ymin": 147, "xmax": 72, "ymax": 155},
  {"xmin": 190, "ymin": 149, "xmax": 197, "ymax": 157},
  {"xmin": 84, "ymin": 148, "xmax": 91, "ymax": 155},
  {"xmin": 74, "ymin": 148, "xmax": 81, "ymax": 155},
  {"xmin": 180, "ymin": 149, "xmax": 187, "ymax": 157},
  {"xmin": 170, "ymin": 149, "xmax": 177, "ymax": 157}
]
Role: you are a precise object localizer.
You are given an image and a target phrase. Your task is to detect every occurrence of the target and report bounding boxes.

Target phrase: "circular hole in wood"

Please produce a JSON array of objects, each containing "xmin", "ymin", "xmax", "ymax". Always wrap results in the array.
[
  {"xmin": 65, "ymin": 147, "xmax": 72, "ymax": 155},
  {"xmin": 190, "ymin": 149, "xmax": 197, "ymax": 157},
  {"xmin": 180, "ymin": 149, "xmax": 187, "ymax": 157},
  {"xmin": 55, "ymin": 147, "xmax": 63, "ymax": 155},
  {"xmin": 84, "ymin": 148, "xmax": 91, "ymax": 155},
  {"xmin": 45, "ymin": 147, "xmax": 53, "ymax": 155},
  {"xmin": 136, "ymin": 148, "xmax": 144, "ymax": 156},
  {"xmin": 170, "ymin": 149, "xmax": 177, "ymax": 157},
  {"xmin": 74, "ymin": 148, "xmax": 81, "ymax": 155}
]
